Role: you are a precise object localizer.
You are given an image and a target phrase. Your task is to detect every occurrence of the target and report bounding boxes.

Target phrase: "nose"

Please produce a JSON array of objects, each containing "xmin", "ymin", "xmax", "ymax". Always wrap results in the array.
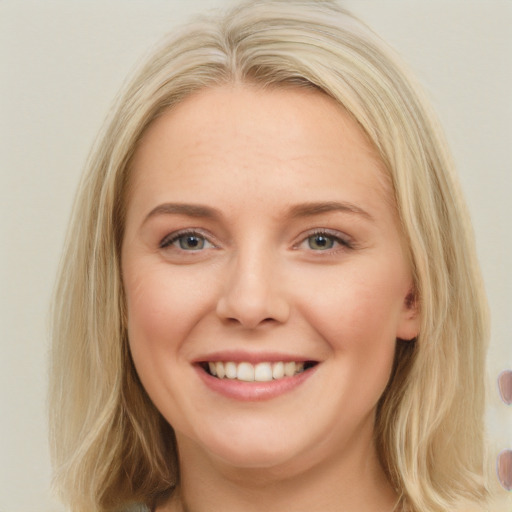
[{"xmin": 215, "ymin": 249, "xmax": 290, "ymax": 329}]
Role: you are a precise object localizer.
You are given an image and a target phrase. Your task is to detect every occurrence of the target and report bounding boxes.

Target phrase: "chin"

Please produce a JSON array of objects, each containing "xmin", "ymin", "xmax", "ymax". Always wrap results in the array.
[{"xmin": 191, "ymin": 424, "xmax": 308, "ymax": 470}]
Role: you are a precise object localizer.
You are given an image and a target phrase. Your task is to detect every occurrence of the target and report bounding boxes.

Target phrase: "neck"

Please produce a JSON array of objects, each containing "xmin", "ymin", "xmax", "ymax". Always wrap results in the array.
[{"xmin": 159, "ymin": 426, "xmax": 398, "ymax": 512}]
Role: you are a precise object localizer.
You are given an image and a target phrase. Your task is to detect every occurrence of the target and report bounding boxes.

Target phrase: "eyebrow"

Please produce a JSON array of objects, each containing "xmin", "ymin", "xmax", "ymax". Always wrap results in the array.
[
  {"xmin": 287, "ymin": 201, "xmax": 374, "ymax": 221},
  {"xmin": 143, "ymin": 201, "xmax": 374, "ymax": 228},
  {"xmin": 143, "ymin": 201, "xmax": 373, "ymax": 224},
  {"xmin": 144, "ymin": 203, "xmax": 220, "ymax": 224}
]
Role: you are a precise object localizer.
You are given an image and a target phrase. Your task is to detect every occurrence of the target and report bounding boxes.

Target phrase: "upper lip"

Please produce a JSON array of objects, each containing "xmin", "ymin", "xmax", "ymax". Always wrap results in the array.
[{"xmin": 193, "ymin": 351, "xmax": 318, "ymax": 365}]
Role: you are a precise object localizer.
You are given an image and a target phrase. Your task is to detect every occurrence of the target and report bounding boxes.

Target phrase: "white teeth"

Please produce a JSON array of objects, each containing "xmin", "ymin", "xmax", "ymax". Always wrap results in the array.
[
  {"xmin": 215, "ymin": 361, "xmax": 225, "ymax": 379},
  {"xmin": 237, "ymin": 362, "xmax": 255, "ymax": 382},
  {"xmin": 272, "ymin": 361, "xmax": 284, "ymax": 379},
  {"xmin": 284, "ymin": 361, "xmax": 296, "ymax": 377},
  {"xmin": 254, "ymin": 362, "xmax": 273, "ymax": 382},
  {"xmin": 225, "ymin": 361, "xmax": 237, "ymax": 379},
  {"xmin": 206, "ymin": 361, "xmax": 310, "ymax": 381}
]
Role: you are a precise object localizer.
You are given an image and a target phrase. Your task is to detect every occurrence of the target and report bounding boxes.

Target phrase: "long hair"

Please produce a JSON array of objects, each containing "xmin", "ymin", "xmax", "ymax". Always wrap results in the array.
[{"xmin": 49, "ymin": 1, "xmax": 489, "ymax": 510}]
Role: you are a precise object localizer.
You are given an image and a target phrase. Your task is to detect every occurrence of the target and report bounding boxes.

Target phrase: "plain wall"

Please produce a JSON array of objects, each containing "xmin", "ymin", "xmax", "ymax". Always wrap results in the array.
[{"xmin": 1, "ymin": 1, "xmax": 510, "ymax": 510}]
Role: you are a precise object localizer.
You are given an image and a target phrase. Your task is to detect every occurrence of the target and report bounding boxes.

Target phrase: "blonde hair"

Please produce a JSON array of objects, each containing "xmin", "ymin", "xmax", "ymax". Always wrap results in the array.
[{"xmin": 49, "ymin": 1, "xmax": 490, "ymax": 511}]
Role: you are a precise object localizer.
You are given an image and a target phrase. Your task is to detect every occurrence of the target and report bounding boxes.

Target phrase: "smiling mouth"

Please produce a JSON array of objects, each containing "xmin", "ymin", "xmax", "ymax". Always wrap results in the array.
[{"xmin": 200, "ymin": 361, "xmax": 318, "ymax": 382}]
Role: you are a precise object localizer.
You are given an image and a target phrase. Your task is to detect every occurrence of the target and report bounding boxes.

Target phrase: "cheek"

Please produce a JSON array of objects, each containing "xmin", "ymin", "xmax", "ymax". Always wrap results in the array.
[
  {"xmin": 295, "ymin": 263, "xmax": 407, "ymax": 384},
  {"xmin": 123, "ymin": 262, "xmax": 216, "ymax": 363},
  {"xmin": 302, "ymin": 265, "xmax": 406, "ymax": 337},
  {"xmin": 122, "ymin": 262, "xmax": 221, "ymax": 431}
]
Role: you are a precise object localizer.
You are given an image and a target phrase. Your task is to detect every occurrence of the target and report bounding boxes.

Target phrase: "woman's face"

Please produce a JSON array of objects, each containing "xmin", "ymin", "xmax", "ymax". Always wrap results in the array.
[{"xmin": 122, "ymin": 85, "xmax": 419, "ymax": 472}]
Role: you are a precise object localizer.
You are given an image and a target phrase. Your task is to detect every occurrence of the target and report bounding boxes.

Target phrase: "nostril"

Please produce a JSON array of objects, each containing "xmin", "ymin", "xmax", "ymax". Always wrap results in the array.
[{"xmin": 215, "ymin": 279, "xmax": 290, "ymax": 328}]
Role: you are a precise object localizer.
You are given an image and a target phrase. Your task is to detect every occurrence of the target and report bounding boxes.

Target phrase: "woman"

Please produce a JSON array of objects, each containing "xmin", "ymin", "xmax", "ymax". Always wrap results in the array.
[{"xmin": 49, "ymin": 1, "xmax": 491, "ymax": 511}]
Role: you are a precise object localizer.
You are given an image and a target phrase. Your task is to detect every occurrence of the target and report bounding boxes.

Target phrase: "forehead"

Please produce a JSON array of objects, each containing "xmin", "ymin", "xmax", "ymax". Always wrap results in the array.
[{"xmin": 127, "ymin": 84, "xmax": 392, "ymax": 215}]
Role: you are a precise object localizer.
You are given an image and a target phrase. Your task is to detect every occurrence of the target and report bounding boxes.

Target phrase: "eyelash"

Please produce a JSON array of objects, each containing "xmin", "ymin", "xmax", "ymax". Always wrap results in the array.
[
  {"xmin": 296, "ymin": 229, "xmax": 353, "ymax": 253},
  {"xmin": 159, "ymin": 228, "xmax": 353, "ymax": 254},
  {"xmin": 159, "ymin": 230, "xmax": 216, "ymax": 251}
]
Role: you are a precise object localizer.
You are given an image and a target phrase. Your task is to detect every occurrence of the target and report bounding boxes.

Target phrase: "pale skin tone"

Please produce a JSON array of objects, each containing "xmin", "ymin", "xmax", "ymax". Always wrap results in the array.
[{"xmin": 122, "ymin": 85, "xmax": 420, "ymax": 512}]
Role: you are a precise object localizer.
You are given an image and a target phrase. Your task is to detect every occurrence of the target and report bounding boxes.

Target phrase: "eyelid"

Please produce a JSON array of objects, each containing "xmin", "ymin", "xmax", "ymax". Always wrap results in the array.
[
  {"xmin": 159, "ymin": 228, "xmax": 218, "ymax": 250},
  {"xmin": 158, "ymin": 227, "xmax": 353, "ymax": 253},
  {"xmin": 294, "ymin": 228, "xmax": 354, "ymax": 251}
]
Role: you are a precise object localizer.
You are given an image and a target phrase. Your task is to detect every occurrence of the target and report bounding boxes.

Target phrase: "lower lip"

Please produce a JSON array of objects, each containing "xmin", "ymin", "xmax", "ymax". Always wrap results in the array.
[{"xmin": 195, "ymin": 365, "xmax": 317, "ymax": 401}]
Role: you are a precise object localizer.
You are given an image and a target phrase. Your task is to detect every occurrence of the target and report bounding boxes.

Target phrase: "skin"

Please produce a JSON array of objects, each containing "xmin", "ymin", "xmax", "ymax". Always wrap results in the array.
[{"xmin": 122, "ymin": 85, "xmax": 420, "ymax": 512}]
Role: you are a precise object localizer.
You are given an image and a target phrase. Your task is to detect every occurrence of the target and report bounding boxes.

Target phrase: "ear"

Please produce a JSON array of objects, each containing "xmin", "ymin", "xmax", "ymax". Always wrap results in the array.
[{"xmin": 396, "ymin": 289, "xmax": 420, "ymax": 341}]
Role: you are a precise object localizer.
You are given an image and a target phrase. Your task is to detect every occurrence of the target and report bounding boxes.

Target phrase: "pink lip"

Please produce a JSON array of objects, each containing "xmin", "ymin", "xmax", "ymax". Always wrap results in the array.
[
  {"xmin": 193, "ymin": 350, "xmax": 313, "ymax": 365},
  {"xmin": 194, "ymin": 363, "xmax": 318, "ymax": 402}
]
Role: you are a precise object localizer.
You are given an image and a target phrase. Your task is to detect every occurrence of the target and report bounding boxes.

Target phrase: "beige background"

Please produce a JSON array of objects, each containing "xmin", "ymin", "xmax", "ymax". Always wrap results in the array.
[{"xmin": 1, "ymin": 1, "xmax": 511, "ymax": 510}]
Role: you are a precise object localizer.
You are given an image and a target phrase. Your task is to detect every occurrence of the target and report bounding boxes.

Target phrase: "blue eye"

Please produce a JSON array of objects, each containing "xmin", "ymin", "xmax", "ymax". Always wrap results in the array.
[{"xmin": 161, "ymin": 231, "xmax": 213, "ymax": 251}]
